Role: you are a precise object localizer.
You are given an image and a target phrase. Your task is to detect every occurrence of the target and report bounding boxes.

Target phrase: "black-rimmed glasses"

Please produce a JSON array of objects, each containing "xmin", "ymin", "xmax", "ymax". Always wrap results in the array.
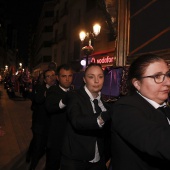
[{"xmin": 141, "ymin": 71, "xmax": 170, "ymax": 84}]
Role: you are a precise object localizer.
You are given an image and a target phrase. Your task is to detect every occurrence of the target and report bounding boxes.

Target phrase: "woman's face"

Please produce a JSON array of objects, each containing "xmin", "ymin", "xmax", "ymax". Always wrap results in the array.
[
  {"xmin": 133, "ymin": 60, "xmax": 170, "ymax": 104},
  {"xmin": 83, "ymin": 66, "xmax": 104, "ymax": 97}
]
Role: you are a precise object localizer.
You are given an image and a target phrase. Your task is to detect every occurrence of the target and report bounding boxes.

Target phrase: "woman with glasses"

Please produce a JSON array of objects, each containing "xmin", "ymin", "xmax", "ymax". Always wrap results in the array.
[{"xmin": 111, "ymin": 53, "xmax": 170, "ymax": 170}]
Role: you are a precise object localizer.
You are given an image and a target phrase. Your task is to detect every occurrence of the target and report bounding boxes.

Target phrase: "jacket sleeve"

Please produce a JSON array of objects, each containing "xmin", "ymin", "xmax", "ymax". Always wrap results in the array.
[
  {"xmin": 45, "ymin": 86, "xmax": 65, "ymax": 114},
  {"xmin": 34, "ymin": 84, "xmax": 46, "ymax": 104},
  {"xmin": 111, "ymin": 103, "xmax": 170, "ymax": 160},
  {"xmin": 66, "ymin": 92, "xmax": 102, "ymax": 130}
]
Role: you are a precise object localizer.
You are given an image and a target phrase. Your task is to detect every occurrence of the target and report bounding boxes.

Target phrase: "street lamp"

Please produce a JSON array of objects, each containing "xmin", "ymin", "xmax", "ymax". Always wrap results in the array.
[
  {"xmin": 19, "ymin": 63, "xmax": 22, "ymax": 69},
  {"xmin": 79, "ymin": 23, "xmax": 101, "ymax": 66},
  {"xmin": 5, "ymin": 65, "xmax": 8, "ymax": 71}
]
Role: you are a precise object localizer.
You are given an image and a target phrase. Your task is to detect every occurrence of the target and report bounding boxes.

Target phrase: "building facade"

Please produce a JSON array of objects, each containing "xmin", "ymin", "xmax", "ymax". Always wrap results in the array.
[
  {"xmin": 31, "ymin": 0, "xmax": 117, "ymax": 74},
  {"xmin": 31, "ymin": 0, "xmax": 170, "ymax": 75},
  {"xmin": 31, "ymin": 0, "xmax": 56, "ymax": 76}
]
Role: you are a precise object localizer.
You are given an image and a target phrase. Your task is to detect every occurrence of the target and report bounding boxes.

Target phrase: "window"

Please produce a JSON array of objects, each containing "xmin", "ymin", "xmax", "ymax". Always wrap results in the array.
[
  {"xmin": 55, "ymin": 29, "xmax": 58, "ymax": 42},
  {"xmin": 73, "ymin": 40, "xmax": 80, "ymax": 60},
  {"xmin": 63, "ymin": 23, "xmax": 67, "ymax": 39},
  {"xmin": 44, "ymin": 11, "xmax": 54, "ymax": 17},
  {"xmin": 44, "ymin": 26, "xmax": 53, "ymax": 32},
  {"xmin": 130, "ymin": 0, "xmax": 170, "ymax": 55},
  {"xmin": 74, "ymin": 10, "xmax": 81, "ymax": 26},
  {"xmin": 61, "ymin": 45, "xmax": 65, "ymax": 63},
  {"xmin": 86, "ymin": 0, "xmax": 97, "ymax": 12},
  {"xmin": 43, "ymin": 56, "xmax": 52, "ymax": 62}
]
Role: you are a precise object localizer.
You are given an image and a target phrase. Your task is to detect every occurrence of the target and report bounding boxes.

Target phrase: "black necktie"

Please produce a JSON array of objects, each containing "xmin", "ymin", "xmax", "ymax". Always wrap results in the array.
[
  {"xmin": 158, "ymin": 106, "xmax": 168, "ymax": 116},
  {"xmin": 93, "ymin": 99, "xmax": 103, "ymax": 156},
  {"xmin": 157, "ymin": 106, "xmax": 170, "ymax": 123},
  {"xmin": 93, "ymin": 99, "xmax": 102, "ymax": 114}
]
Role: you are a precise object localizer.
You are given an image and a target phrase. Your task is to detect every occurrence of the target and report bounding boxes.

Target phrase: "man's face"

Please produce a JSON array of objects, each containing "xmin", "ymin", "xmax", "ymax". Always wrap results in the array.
[
  {"xmin": 57, "ymin": 68, "xmax": 73, "ymax": 89},
  {"xmin": 44, "ymin": 70, "xmax": 56, "ymax": 86}
]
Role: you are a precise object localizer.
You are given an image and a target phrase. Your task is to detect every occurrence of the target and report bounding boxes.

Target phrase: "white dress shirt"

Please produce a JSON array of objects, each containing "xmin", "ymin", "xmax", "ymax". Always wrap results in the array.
[{"xmin": 84, "ymin": 85, "xmax": 107, "ymax": 163}]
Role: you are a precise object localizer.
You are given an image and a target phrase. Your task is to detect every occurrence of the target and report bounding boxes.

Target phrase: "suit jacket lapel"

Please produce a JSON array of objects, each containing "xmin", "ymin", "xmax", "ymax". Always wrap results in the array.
[
  {"xmin": 122, "ymin": 93, "xmax": 169, "ymax": 124},
  {"xmin": 78, "ymin": 87, "xmax": 94, "ymax": 115},
  {"xmin": 136, "ymin": 94, "xmax": 170, "ymax": 124},
  {"xmin": 164, "ymin": 106, "xmax": 170, "ymax": 121}
]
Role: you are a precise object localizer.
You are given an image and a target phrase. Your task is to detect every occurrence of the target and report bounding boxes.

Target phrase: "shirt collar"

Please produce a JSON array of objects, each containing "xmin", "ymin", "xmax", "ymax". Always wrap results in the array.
[
  {"xmin": 84, "ymin": 85, "xmax": 101, "ymax": 101},
  {"xmin": 59, "ymin": 85, "xmax": 69, "ymax": 92},
  {"xmin": 137, "ymin": 91, "xmax": 166, "ymax": 109}
]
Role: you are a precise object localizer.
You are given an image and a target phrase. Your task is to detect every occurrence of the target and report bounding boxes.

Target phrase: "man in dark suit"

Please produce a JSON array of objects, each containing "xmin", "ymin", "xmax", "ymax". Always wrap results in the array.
[
  {"xmin": 27, "ymin": 69, "xmax": 56, "ymax": 170},
  {"xmin": 60, "ymin": 63, "xmax": 111, "ymax": 170},
  {"xmin": 45, "ymin": 64, "xmax": 74, "ymax": 170}
]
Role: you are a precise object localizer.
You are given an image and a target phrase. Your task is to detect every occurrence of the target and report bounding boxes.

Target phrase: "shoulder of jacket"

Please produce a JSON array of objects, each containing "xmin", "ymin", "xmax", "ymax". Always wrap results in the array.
[
  {"xmin": 67, "ymin": 89, "xmax": 84, "ymax": 100},
  {"xmin": 115, "ymin": 93, "xmax": 154, "ymax": 111},
  {"xmin": 48, "ymin": 84, "xmax": 58, "ymax": 90}
]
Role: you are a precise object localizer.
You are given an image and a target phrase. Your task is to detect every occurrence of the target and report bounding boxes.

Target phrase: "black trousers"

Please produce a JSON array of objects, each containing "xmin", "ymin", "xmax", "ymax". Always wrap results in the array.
[
  {"xmin": 28, "ymin": 133, "xmax": 47, "ymax": 169},
  {"xmin": 60, "ymin": 155, "xmax": 107, "ymax": 170},
  {"xmin": 45, "ymin": 147, "xmax": 61, "ymax": 170}
]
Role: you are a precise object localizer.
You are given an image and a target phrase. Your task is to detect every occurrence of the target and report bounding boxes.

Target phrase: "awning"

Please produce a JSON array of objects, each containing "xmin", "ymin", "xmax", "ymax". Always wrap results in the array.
[{"xmin": 90, "ymin": 49, "xmax": 115, "ymax": 57}]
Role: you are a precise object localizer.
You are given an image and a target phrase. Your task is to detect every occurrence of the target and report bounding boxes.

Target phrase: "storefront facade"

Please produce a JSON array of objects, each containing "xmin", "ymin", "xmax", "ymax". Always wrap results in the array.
[{"xmin": 89, "ymin": 50, "xmax": 115, "ymax": 69}]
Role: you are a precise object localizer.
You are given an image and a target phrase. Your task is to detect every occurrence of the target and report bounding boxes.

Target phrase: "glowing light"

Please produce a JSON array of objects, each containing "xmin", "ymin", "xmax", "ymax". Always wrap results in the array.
[
  {"xmin": 80, "ymin": 59, "xmax": 86, "ymax": 66},
  {"xmin": 79, "ymin": 31, "xmax": 86, "ymax": 41},
  {"xmin": 93, "ymin": 23, "xmax": 101, "ymax": 36}
]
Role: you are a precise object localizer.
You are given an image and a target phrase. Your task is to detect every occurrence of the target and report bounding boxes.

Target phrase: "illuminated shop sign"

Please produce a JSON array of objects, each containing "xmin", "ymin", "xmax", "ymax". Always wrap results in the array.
[{"xmin": 91, "ymin": 56, "xmax": 114, "ymax": 64}]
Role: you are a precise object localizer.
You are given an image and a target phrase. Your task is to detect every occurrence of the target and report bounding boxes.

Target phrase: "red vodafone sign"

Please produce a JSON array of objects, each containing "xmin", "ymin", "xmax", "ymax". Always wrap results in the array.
[{"xmin": 91, "ymin": 55, "xmax": 114, "ymax": 64}]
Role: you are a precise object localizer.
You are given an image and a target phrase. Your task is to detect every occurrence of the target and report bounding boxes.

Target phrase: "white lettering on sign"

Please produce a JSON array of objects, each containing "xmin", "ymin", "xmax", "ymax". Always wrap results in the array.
[{"xmin": 91, "ymin": 56, "xmax": 114, "ymax": 64}]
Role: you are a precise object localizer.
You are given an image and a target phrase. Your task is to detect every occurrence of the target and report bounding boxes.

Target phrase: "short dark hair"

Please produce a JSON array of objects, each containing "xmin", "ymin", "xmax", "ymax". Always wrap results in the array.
[
  {"xmin": 56, "ymin": 64, "xmax": 73, "ymax": 75},
  {"xmin": 84, "ymin": 63, "xmax": 103, "ymax": 76},
  {"xmin": 43, "ymin": 69, "xmax": 55, "ymax": 79},
  {"xmin": 127, "ymin": 53, "xmax": 166, "ymax": 94}
]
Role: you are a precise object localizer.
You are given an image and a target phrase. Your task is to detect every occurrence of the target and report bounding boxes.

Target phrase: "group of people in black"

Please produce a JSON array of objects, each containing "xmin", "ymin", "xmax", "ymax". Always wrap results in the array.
[
  {"xmin": 26, "ymin": 63, "xmax": 112, "ymax": 170},
  {"xmin": 26, "ymin": 64, "xmax": 72, "ymax": 170},
  {"xmin": 26, "ymin": 53, "xmax": 170, "ymax": 170}
]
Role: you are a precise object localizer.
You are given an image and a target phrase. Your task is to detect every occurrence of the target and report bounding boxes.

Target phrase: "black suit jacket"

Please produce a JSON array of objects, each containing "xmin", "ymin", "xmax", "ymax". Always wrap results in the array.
[
  {"xmin": 31, "ymin": 83, "xmax": 50, "ymax": 135},
  {"xmin": 62, "ymin": 87, "xmax": 111, "ymax": 161},
  {"xmin": 111, "ymin": 92, "xmax": 170, "ymax": 170},
  {"xmin": 45, "ymin": 84, "xmax": 67, "ymax": 149}
]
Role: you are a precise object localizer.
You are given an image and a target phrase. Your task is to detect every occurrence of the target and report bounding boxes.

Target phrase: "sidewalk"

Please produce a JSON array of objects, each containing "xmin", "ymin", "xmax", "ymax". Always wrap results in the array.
[{"xmin": 0, "ymin": 84, "xmax": 45, "ymax": 170}]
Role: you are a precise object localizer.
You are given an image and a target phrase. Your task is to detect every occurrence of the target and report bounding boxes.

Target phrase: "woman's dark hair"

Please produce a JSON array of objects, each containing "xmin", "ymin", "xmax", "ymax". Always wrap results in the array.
[
  {"xmin": 127, "ymin": 53, "xmax": 165, "ymax": 94},
  {"xmin": 84, "ymin": 63, "xmax": 103, "ymax": 76}
]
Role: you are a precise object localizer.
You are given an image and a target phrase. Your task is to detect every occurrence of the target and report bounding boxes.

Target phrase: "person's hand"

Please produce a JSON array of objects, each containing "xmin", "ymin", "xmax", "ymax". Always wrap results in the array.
[{"xmin": 100, "ymin": 110, "xmax": 111, "ymax": 122}]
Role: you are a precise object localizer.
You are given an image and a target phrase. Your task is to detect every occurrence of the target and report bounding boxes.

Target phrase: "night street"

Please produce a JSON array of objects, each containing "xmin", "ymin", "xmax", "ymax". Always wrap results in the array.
[{"xmin": 0, "ymin": 84, "xmax": 45, "ymax": 170}]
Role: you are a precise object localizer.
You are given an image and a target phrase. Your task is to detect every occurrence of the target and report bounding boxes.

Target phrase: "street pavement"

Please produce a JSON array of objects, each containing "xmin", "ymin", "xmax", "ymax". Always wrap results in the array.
[{"xmin": 0, "ymin": 84, "xmax": 45, "ymax": 170}]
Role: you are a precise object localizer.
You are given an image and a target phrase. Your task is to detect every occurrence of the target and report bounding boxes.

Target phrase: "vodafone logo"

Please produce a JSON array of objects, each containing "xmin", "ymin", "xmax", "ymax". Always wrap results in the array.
[{"xmin": 91, "ymin": 56, "xmax": 114, "ymax": 64}]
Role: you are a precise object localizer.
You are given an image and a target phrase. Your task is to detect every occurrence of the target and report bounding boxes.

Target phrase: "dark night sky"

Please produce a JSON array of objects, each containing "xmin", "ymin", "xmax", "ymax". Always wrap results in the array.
[{"xmin": 4, "ymin": 0, "xmax": 44, "ymax": 66}]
